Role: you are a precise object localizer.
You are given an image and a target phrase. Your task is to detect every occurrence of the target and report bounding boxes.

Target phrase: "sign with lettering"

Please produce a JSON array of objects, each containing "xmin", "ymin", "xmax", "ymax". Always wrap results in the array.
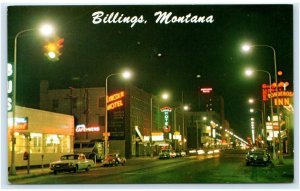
[
  {"xmin": 7, "ymin": 63, "xmax": 13, "ymax": 112},
  {"xmin": 75, "ymin": 124, "xmax": 100, "ymax": 132},
  {"xmin": 160, "ymin": 106, "xmax": 172, "ymax": 132},
  {"xmin": 8, "ymin": 117, "xmax": 28, "ymax": 130},
  {"xmin": 200, "ymin": 87, "xmax": 213, "ymax": 93},
  {"xmin": 107, "ymin": 91, "xmax": 125, "ymax": 111}
]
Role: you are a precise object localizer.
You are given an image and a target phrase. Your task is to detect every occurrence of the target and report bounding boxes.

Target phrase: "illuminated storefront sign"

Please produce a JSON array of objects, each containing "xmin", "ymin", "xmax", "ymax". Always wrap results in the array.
[
  {"xmin": 75, "ymin": 124, "xmax": 100, "ymax": 132},
  {"xmin": 107, "ymin": 91, "xmax": 125, "ymax": 111},
  {"xmin": 160, "ymin": 106, "xmax": 172, "ymax": 132},
  {"xmin": 151, "ymin": 132, "xmax": 164, "ymax": 141},
  {"xmin": 269, "ymin": 91, "xmax": 294, "ymax": 106},
  {"xmin": 261, "ymin": 82, "xmax": 291, "ymax": 101},
  {"xmin": 7, "ymin": 63, "xmax": 13, "ymax": 112},
  {"xmin": 200, "ymin": 87, "xmax": 213, "ymax": 93},
  {"xmin": 8, "ymin": 117, "xmax": 28, "ymax": 130}
]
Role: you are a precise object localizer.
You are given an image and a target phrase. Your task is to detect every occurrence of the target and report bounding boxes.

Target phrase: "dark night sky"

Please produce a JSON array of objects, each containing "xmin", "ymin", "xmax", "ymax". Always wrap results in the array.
[{"xmin": 7, "ymin": 5, "xmax": 293, "ymax": 139}]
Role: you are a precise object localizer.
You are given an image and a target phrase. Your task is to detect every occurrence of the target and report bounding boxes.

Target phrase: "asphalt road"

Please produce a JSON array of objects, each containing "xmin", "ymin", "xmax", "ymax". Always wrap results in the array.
[{"xmin": 9, "ymin": 151, "xmax": 294, "ymax": 184}]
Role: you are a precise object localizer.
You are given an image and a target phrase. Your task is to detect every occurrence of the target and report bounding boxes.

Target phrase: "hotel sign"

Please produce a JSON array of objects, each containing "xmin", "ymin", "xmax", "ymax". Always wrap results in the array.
[
  {"xmin": 160, "ymin": 106, "xmax": 172, "ymax": 132},
  {"xmin": 107, "ymin": 91, "xmax": 125, "ymax": 111}
]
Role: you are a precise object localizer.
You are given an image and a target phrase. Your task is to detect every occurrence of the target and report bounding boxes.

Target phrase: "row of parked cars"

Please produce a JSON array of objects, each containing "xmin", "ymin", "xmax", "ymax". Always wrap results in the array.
[
  {"xmin": 49, "ymin": 153, "xmax": 126, "ymax": 175},
  {"xmin": 158, "ymin": 149, "xmax": 186, "ymax": 159}
]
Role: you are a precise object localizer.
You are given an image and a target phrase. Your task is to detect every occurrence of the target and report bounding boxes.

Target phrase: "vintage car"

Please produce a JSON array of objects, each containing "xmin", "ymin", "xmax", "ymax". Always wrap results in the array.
[
  {"xmin": 102, "ymin": 153, "xmax": 126, "ymax": 167},
  {"xmin": 245, "ymin": 148, "xmax": 271, "ymax": 166},
  {"xmin": 50, "ymin": 154, "xmax": 95, "ymax": 174}
]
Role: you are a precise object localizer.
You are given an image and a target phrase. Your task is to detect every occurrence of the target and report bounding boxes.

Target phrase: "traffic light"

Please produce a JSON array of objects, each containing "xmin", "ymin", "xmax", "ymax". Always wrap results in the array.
[{"xmin": 44, "ymin": 37, "xmax": 64, "ymax": 61}]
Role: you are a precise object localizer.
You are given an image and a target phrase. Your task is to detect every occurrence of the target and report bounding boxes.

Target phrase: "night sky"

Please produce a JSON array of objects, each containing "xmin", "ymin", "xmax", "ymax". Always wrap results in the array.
[{"xmin": 7, "ymin": 5, "xmax": 293, "ymax": 139}]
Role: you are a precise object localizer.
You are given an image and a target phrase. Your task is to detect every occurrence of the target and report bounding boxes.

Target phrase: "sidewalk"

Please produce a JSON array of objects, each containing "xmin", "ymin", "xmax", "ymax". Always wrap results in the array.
[{"xmin": 8, "ymin": 156, "xmax": 158, "ymax": 181}]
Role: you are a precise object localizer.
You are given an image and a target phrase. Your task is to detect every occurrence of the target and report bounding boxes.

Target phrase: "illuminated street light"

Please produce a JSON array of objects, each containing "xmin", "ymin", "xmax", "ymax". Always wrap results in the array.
[
  {"xmin": 104, "ymin": 70, "xmax": 132, "ymax": 158},
  {"xmin": 248, "ymin": 98, "xmax": 254, "ymax": 104},
  {"xmin": 242, "ymin": 44, "xmax": 251, "ymax": 52},
  {"xmin": 249, "ymin": 108, "xmax": 255, "ymax": 113},
  {"xmin": 244, "ymin": 67, "xmax": 276, "ymax": 160},
  {"xmin": 48, "ymin": 51, "xmax": 56, "ymax": 59},
  {"xmin": 162, "ymin": 93, "xmax": 169, "ymax": 100},
  {"xmin": 39, "ymin": 23, "xmax": 55, "ymax": 36},
  {"xmin": 10, "ymin": 24, "xmax": 55, "ymax": 175}
]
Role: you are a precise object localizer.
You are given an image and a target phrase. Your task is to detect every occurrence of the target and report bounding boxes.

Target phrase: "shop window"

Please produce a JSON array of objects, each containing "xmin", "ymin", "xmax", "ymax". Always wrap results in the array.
[
  {"xmin": 30, "ymin": 133, "xmax": 42, "ymax": 153},
  {"xmin": 13, "ymin": 133, "xmax": 27, "ymax": 154},
  {"xmin": 45, "ymin": 134, "xmax": 60, "ymax": 153}
]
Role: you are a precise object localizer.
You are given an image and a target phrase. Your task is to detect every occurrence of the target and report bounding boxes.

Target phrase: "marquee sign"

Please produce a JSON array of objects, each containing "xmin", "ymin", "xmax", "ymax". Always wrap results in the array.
[
  {"xmin": 8, "ymin": 117, "xmax": 28, "ymax": 130},
  {"xmin": 160, "ymin": 106, "xmax": 172, "ymax": 132}
]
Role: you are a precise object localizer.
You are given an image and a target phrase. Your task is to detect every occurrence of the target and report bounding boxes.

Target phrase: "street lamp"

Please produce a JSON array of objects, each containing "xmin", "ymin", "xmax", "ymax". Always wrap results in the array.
[
  {"xmin": 10, "ymin": 24, "xmax": 54, "ymax": 175},
  {"xmin": 173, "ymin": 104, "xmax": 189, "ymax": 151},
  {"xmin": 150, "ymin": 92, "xmax": 169, "ymax": 157},
  {"xmin": 245, "ymin": 68, "xmax": 276, "ymax": 160},
  {"xmin": 242, "ymin": 43, "xmax": 282, "ymax": 163},
  {"xmin": 104, "ymin": 70, "xmax": 132, "ymax": 158}
]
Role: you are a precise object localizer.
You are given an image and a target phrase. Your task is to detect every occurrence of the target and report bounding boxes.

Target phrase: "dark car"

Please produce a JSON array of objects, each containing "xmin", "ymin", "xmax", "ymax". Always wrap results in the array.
[
  {"xmin": 159, "ymin": 149, "xmax": 171, "ymax": 159},
  {"xmin": 245, "ymin": 148, "xmax": 271, "ymax": 166},
  {"xmin": 102, "ymin": 153, "xmax": 126, "ymax": 167}
]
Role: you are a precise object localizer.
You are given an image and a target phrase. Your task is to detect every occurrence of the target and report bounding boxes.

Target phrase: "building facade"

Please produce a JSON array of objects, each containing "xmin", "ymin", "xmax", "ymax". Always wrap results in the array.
[
  {"xmin": 39, "ymin": 82, "xmax": 186, "ymax": 158},
  {"xmin": 8, "ymin": 106, "xmax": 74, "ymax": 167}
]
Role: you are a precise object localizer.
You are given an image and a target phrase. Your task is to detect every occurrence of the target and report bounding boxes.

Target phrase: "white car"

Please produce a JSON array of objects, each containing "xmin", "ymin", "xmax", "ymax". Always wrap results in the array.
[{"xmin": 50, "ymin": 154, "xmax": 95, "ymax": 174}]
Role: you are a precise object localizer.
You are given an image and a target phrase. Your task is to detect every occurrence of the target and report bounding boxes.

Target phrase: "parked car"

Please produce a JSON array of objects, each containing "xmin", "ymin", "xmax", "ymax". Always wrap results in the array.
[
  {"xmin": 175, "ymin": 150, "xmax": 186, "ymax": 157},
  {"xmin": 159, "ymin": 149, "xmax": 176, "ymax": 159},
  {"xmin": 102, "ymin": 153, "xmax": 126, "ymax": 167},
  {"xmin": 245, "ymin": 148, "xmax": 271, "ymax": 166},
  {"xmin": 49, "ymin": 154, "xmax": 95, "ymax": 175}
]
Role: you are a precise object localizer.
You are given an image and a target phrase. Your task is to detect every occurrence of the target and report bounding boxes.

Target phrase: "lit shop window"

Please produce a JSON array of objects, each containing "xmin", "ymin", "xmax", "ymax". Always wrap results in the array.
[
  {"xmin": 14, "ymin": 132, "xmax": 27, "ymax": 154},
  {"xmin": 45, "ymin": 134, "xmax": 60, "ymax": 153},
  {"xmin": 59, "ymin": 135, "xmax": 71, "ymax": 153},
  {"xmin": 30, "ymin": 133, "xmax": 42, "ymax": 153}
]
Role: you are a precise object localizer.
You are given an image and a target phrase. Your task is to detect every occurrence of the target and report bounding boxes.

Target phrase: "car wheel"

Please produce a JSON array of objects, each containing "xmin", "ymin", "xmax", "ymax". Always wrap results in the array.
[
  {"xmin": 115, "ymin": 161, "xmax": 119, "ymax": 166},
  {"xmin": 246, "ymin": 162, "xmax": 250, "ymax": 166},
  {"xmin": 122, "ymin": 161, "xmax": 125, "ymax": 166},
  {"xmin": 54, "ymin": 170, "xmax": 58, "ymax": 175},
  {"xmin": 86, "ymin": 165, "xmax": 90, "ymax": 171},
  {"xmin": 74, "ymin": 165, "xmax": 78, "ymax": 173}
]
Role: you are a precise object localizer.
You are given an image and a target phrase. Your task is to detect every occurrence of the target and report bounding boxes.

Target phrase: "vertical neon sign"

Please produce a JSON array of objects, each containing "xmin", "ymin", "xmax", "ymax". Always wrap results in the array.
[
  {"xmin": 160, "ymin": 106, "xmax": 172, "ymax": 133},
  {"xmin": 7, "ymin": 63, "xmax": 13, "ymax": 112}
]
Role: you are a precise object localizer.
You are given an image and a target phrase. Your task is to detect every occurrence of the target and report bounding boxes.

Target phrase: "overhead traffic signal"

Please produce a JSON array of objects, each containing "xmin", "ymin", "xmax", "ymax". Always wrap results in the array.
[{"xmin": 44, "ymin": 37, "xmax": 64, "ymax": 61}]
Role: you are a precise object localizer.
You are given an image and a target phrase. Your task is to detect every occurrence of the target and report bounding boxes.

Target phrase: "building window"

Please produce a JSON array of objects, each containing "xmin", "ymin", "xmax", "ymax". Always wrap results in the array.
[
  {"xmin": 99, "ymin": 116, "xmax": 105, "ymax": 126},
  {"xmin": 30, "ymin": 133, "xmax": 42, "ymax": 153},
  {"xmin": 52, "ymin": 99, "xmax": 59, "ymax": 110},
  {"xmin": 98, "ymin": 96, "xmax": 105, "ymax": 108}
]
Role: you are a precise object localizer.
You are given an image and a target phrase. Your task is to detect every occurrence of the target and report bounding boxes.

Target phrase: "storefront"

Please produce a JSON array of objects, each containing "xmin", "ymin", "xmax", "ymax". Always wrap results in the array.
[{"xmin": 8, "ymin": 106, "xmax": 74, "ymax": 167}]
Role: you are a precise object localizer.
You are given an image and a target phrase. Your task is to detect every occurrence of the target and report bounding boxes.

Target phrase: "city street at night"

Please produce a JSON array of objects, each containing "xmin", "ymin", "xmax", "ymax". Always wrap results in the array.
[
  {"xmin": 9, "ymin": 150, "xmax": 293, "ymax": 184},
  {"xmin": 2, "ymin": 3, "xmax": 297, "ymax": 189}
]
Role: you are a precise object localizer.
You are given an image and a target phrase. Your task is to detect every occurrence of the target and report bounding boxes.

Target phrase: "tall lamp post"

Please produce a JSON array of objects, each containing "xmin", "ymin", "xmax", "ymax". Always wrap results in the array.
[
  {"xmin": 150, "ymin": 92, "xmax": 169, "ymax": 157},
  {"xmin": 243, "ymin": 44, "xmax": 282, "ymax": 163},
  {"xmin": 245, "ymin": 68, "xmax": 276, "ymax": 160},
  {"xmin": 104, "ymin": 71, "xmax": 131, "ymax": 158},
  {"xmin": 9, "ymin": 24, "xmax": 54, "ymax": 175}
]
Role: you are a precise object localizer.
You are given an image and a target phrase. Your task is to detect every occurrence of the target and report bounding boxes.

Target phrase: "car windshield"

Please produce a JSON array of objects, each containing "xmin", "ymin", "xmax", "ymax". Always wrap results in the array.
[{"xmin": 61, "ymin": 155, "xmax": 79, "ymax": 160}]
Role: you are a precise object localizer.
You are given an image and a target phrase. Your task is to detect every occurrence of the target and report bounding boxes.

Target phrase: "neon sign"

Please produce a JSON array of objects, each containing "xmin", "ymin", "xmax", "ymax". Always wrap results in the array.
[
  {"xmin": 200, "ymin": 87, "xmax": 213, "ymax": 93},
  {"xmin": 160, "ymin": 106, "xmax": 172, "ymax": 132},
  {"xmin": 7, "ymin": 63, "xmax": 13, "ymax": 112},
  {"xmin": 76, "ymin": 124, "xmax": 100, "ymax": 132},
  {"xmin": 107, "ymin": 91, "xmax": 125, "ymax": 111}
]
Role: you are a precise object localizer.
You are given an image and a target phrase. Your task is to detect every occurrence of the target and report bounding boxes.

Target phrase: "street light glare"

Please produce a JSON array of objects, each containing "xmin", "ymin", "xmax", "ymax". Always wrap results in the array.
[
  {"xmin": 248, "ymin": 99, "xmax": 254, "ymax": 104},
  {"xmin": 183, "ymin": 105, "xmax": 189, "ymax": 111},
  {"xmin": 249, "ymin": 108, "xmax": 254, "ymax": 113},
  {"xmin": 242, "ymin": 44, "xmax": 251, "ymax": 52},
  {"xmin": 40, "ymin": 24, "xmax": 54, "ymax": 36},
  {"xmin": 48, "ymin": 51, "xmax": 56, "ymax": 59},
  {"xmin": 122, "ymin": 71, "xmax": 131, "ymax": 79},
  {"xmin": 245, "ymin": 69, "xmax": 254, "ymax": 76},
  {"xmin": 162, "ymin": 93, "xmax": 169, "ymax": 100}
]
